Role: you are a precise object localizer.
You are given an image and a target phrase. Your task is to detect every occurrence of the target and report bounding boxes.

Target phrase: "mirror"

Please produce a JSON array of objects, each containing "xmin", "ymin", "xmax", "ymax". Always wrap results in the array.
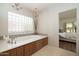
[{"xmin": 59, "ymin": 8, "xmax": 77, "ymax": 53}]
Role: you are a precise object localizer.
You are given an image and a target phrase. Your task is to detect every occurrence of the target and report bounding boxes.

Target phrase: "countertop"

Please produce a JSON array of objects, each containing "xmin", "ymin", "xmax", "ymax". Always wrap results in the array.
[{"xmin": 0, "ymin": 35, "xmax": 47, "ymax": 53}]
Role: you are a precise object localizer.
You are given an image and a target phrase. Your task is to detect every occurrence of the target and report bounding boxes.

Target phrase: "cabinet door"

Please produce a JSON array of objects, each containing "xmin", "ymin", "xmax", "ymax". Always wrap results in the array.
[
  {"xmin": 24, "ymin": 44, "xmax": 31, "ymax": 56},
  {"xmin": 36, "ymin": 40, "xmax": 43, "ymax": 51},
  {"xmin": 9, "ymin": 48, "xmax": 17, "ymax": 56},
  {"xmin": 42, "ymin": 38, "xmax": 48, "ymax": 47},
  {"xmin": 24, "ymin": 41, "xmax": 37, "ymax": 56},
  {"xmin": 16, "ymin": 46, "xmax": 24, "ymax": 56},
  {"xmin": 29, "ymin": 41, "xmax": 37, "ymax": 55}
]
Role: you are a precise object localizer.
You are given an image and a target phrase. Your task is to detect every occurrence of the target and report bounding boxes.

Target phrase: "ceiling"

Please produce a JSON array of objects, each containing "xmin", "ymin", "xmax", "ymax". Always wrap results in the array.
[{"xmin": 21, "ymin": 3, "xmax": 52, "ymax": 12}]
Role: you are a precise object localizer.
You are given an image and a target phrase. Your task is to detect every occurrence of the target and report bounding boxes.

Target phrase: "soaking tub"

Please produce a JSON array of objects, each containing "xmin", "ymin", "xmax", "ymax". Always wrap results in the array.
[{"xmin": 0, "ymin": 35, "xmax": 47, "ymax": 53}]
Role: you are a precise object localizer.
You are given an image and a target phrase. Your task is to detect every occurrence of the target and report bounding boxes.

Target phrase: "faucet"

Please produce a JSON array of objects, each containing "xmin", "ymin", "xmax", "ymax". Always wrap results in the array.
[
  {"xmin": 3, "ymin": 35, "xmax": 16, "ymax": 44},
  {"xmin": 8, "ymin": 36, "xmax": 16, "ymax": 44}
]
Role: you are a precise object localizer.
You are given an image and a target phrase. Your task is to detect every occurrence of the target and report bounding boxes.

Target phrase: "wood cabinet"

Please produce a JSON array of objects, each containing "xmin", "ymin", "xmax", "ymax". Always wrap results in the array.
[
  {"xmin": 0, "ymin": 48, "xmax": 17, "ymax": 56},
  {"xmin": 42, "ymin": 38, "xmax": 48, "ymax": 47},
  {"xmin": 16, "ymin": 46, "xmax": 24, "ymax": 56},
  {"xmin": 24, "ymin": 44, "xmax": 31, "ymax": 56},
  {"xmin": 0, "ymin": 50, "xmax": 10, "ymax": 56},
  {"xmin": 9, "ymin": 48, "xmax": 17, "ymax": 56},
  {"xmin": 1, "ymin": 46, "xmax": 23, "ymax": 56},
  {"xmin": 24, "ymin": 41, "xmax": 38, "ymax": 56},
  {"xmin": 36, "ymin": 39, "xmax": 43, "ymax": 51},
  {"xmin": 29, "ymin": 41, "xmax": 37, "ymax": 55},
  {"xmin": 0, "ymin": 37, "xmax": 48, "ymax": 56}
]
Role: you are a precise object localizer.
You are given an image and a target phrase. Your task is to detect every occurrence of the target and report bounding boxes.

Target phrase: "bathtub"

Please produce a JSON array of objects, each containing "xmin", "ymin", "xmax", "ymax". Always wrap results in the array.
[
  {"xmin": 0, "ymin": 35, "xmax": 47, "ymax": 53},
  {"xmin": 15, "ymin": 35, "xmax": 47, "ymax": 42}
]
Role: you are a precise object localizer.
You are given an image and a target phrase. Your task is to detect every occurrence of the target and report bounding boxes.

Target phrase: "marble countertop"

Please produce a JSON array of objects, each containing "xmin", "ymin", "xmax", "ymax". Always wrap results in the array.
[{"xmin": 0, "ymin": 35, "xmax": 47, "ymax": 53}]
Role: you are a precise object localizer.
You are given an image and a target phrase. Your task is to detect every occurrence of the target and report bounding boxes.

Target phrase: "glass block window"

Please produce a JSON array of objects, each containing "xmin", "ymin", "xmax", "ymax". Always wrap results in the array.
[{"xmin": 8, "ymin": 12, "xmax": 34, "ymax": 34}]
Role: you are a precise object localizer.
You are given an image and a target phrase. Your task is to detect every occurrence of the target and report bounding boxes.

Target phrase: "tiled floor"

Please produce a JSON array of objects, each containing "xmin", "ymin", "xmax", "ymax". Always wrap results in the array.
[{"xmin": 32, "ymin": 45, "xmax": 77, "ymax": 56}]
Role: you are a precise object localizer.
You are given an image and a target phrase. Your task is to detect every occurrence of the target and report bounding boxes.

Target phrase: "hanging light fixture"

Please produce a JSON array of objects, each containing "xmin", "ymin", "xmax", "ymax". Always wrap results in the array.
[
  {"xmin": 34, "ymin": 8, "xmax": 39, "ymax": 33},
  {"xmin": 11, "ymin": 3, "xmax": 23, "ymax": 11}
]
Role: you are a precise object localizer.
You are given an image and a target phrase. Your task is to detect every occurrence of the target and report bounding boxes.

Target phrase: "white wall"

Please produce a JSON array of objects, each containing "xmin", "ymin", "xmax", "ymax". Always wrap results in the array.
[
  {"xmin": 77, "ymin": 6, "xmax": 79, "ymax": 55},
  {"xmin": 0, "ymin": 3, "xmax": 33, "ymax": 36},
  {"xmin": 0, "ymin": 4, "xmax": 8, "ymax": 36},
  {"xmin": 37, "ymin": 3, "xmax": 79, "ymax": 54}
]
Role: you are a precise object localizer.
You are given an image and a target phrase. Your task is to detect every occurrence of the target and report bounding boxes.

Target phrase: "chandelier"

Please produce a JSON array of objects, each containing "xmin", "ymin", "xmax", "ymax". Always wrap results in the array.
[{"xmin": 11, "ymin": 3, "xmax": 23, "ymax": 11}]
